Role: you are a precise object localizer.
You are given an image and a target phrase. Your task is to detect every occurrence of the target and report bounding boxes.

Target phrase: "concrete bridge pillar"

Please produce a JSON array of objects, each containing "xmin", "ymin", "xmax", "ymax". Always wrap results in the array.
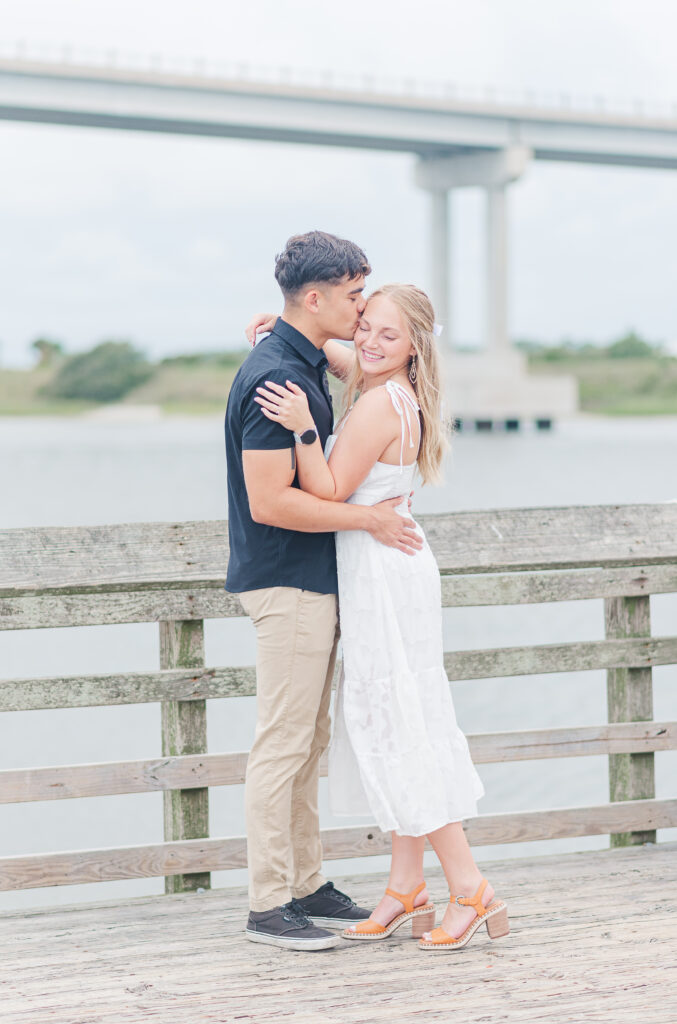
[
  {"xmin": 429, "ymin": 189, "xmax": 450, "ymax": 330},
  {"xmin": 486, "ymin": 181, "xmax": 508, "ymax": 355},
  {"xmin": 414, "ymin": 146, "xmax": 577, "ymax": 424},
  {"xmin": 415, "ymin": 146, "xmax": 531, "ymax": 352}
]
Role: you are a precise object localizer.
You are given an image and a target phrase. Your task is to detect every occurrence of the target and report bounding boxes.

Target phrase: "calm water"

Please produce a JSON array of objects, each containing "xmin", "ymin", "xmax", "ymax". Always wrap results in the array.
[{"xmin": 1, "ymin": 413, "xmax": 676, "ymax": 911}]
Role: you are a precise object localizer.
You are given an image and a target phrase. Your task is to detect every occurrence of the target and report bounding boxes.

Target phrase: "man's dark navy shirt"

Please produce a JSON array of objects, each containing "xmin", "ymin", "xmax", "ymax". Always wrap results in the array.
[{"xmin": 225, "ymin": 318, "xmax": 338, "ymax": 595}]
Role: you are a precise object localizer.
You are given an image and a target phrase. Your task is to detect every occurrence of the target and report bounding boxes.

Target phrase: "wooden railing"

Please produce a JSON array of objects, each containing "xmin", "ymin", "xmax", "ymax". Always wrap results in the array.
[{"xmin": 1, "ymin": 504, "xmax": 677, "ymax": 894}]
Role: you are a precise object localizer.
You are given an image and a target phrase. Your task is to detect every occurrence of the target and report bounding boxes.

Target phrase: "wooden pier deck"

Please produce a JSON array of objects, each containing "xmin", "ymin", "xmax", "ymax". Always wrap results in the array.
[
  {"xmin": 2, "ymin": 842, "xmax": 676, "ymax": 1024},
  {"xmin": 3, "ymin": 508, "xmax": 677, "ymax": 1022}
]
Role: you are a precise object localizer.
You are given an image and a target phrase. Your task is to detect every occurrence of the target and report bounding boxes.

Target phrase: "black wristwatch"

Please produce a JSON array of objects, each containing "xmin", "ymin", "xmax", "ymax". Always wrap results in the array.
[{"xmin": 293, "ymin": 427, "xmax": 319, "ymax": 446}]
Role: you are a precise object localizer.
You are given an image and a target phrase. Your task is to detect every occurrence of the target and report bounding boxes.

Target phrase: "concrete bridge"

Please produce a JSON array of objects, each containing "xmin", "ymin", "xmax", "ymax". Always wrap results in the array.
[{"xmin": 3, "ymin": 53, "xmax": 676, "ymax": 421}]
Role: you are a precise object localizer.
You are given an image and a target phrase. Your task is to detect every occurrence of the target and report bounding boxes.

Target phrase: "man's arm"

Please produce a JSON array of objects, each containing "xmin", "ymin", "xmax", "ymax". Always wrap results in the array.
[{"xmin": 243, "ymin": 449, "xmax": 422, "ymax": 554}]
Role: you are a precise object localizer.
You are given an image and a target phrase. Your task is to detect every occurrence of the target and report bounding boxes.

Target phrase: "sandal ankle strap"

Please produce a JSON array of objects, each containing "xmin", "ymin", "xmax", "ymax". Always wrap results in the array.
[
  {"xmin": 452, "ymin": 878, "xmax": 488, "ymax": 917},
  {"xmin": 385, "ymin": 880, "xmax": 427, "ymax": 914}
]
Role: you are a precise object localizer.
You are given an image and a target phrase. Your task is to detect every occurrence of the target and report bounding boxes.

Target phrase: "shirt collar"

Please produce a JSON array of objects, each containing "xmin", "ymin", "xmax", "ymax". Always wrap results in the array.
[{"xmin": 272, "ymin": 317, "xmax": 328, "ymax": 369}]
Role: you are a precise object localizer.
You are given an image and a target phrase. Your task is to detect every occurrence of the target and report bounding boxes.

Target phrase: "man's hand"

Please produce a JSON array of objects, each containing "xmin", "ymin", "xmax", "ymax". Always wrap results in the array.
[{"xmin": 366, "ymin": 498, "xmax": 424, "ymax": 554}]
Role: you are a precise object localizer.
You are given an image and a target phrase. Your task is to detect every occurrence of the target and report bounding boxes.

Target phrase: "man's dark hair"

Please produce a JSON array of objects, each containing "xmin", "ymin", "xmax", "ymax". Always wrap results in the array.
[{"xmin": 274, "ymin": 231, "xmax": 371, "ymax": 299}]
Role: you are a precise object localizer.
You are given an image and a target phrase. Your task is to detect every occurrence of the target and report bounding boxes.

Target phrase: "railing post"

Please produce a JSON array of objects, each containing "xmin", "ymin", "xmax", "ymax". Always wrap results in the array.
[
  {"xmin": 159, "ymin": 619, "xmax": 210, "ymax": 892},
  {"xmin": 604, "ymin": 596, "xmax": 656, "ymax": 846}
]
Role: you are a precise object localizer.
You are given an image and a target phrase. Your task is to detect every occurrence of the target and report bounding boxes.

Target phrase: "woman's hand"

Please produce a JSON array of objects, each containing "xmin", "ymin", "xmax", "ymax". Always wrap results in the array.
[
  {"xmin": 254, "ymin": 380, "xmax": 315, "ymax": 434},
  {"xmin": 245, "ymin": 313, "xmax": 278, "ymax": 346}
]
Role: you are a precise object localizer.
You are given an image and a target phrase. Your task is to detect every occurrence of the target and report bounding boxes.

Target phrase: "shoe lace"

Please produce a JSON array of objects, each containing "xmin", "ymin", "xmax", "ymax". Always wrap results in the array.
[
  {"xmin": 283, "ymin": 900, "xmax": 312, "ymax": 926},
  {"xmin": 325, "ymin": 884, "xmax": 355, "ymax": 908}
]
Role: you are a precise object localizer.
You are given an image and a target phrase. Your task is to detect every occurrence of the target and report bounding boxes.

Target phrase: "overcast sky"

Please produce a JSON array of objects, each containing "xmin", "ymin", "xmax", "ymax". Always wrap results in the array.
[{"xmin": 1, "ymin": 0, "xmax": 677, "ymax": 365}]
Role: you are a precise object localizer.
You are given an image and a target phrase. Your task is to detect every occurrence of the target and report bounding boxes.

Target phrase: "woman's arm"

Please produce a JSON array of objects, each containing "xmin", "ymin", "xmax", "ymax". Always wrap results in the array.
[
  {"xmin": 322, "ymin": 340, "xmax": 356, "ymax": 381},
  {"xmin": 245, "ymin": 313, "xmax": 277, "ymax": 345},
  {"xmin": 254, "ymin": 381, "xmax": 400, "ymax": 501},
  {"xmin": 244, "ymin": 314, "xmax": 356, "ymax": 380}
]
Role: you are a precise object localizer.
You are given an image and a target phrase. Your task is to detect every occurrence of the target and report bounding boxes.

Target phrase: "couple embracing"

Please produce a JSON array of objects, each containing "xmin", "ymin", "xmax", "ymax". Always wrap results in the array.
[{"xmin": 225, "ymin": 231, "xmax": 509, "ymax": 952}]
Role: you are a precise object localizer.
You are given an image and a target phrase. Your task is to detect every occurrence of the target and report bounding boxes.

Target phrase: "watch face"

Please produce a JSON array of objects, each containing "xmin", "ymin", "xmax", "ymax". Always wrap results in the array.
[{"xmin": 300, "ymin": 428, "xmax": 317, "ymax": 444}]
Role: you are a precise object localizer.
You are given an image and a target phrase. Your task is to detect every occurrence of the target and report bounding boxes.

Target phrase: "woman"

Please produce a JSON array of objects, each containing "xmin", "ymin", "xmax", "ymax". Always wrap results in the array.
[{"xmin": 247, "ymin": 284, "xmax": 509, "ymax": 951}]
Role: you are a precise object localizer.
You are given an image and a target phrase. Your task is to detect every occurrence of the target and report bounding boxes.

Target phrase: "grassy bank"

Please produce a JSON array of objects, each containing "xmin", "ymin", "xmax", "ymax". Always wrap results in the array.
[
  {"xmin": 0, "ymin": 352, "xmax": 247, "ymax": 417},
  {"xmin": 2, "ymin": 345, "xmax": 676, "ymax": 417},
  {"xmin": 527, "ymin": 354, "xmax": 677, "ymax": 415},
  {"xmin": 0, "ymin": 367, "xmax": 98, "ymax": 415},
  {"xmin": 117, "ymin": 359, "xmax": 245, "ymax": 415}
]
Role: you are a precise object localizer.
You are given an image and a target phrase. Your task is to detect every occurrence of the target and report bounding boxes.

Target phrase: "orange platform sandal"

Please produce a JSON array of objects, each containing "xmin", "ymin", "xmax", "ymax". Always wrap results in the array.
[
  {"xmin": 418, "ymin": 878, "xmax": 509, "ymax": 952},
  {"xmin": 342, "ymin": 881, "xmax": 436, "ymax": 941}
]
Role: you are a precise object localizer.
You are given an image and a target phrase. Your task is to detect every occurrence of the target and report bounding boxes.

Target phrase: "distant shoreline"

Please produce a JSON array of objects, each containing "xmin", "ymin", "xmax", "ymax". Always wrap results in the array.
[{"xmin": 1, "ymin": 351, "xmax": 676, "ymax": 417}]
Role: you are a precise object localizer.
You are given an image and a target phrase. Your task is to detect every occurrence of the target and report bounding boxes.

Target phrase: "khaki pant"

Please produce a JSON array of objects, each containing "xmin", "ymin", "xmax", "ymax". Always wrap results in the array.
[{"xmin": 239, "ymin": 586, "xmax": 339, "ymax": 911}]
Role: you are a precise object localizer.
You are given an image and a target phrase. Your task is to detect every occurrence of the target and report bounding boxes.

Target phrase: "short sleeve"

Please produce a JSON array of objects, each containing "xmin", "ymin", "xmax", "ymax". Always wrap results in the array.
[{"xmin": 240, "ymin": 371, "xmax": 294, "ymax": 451}]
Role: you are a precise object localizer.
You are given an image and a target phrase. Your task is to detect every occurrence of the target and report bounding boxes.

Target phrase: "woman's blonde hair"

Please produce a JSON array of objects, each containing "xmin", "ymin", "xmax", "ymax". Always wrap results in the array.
[{"xmin": 341, "ymin": 283, "xmax": 449, "ymax": 485}]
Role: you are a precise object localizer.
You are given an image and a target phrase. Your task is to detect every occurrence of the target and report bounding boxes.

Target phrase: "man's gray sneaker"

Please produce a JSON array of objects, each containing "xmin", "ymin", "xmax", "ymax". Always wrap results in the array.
[
  {"xmin": 245, "ymin": 899, "xmax": 340, "ymax": 950},
  {"xmin": 294, "ymin": 882, "xmax": 372, "ymax": 929}
]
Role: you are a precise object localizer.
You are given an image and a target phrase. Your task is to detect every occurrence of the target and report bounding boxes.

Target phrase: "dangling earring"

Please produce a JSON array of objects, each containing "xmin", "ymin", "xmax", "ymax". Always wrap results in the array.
[{"xmin": 409, "ymin": 356, "xmax": 417, "ymax": 384}]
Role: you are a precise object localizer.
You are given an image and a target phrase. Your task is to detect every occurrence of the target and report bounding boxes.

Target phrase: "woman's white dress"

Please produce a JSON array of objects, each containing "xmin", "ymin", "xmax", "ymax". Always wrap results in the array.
[{"xmin": 327, "ymin": 380, "xmax": 484, "ymax": 837}]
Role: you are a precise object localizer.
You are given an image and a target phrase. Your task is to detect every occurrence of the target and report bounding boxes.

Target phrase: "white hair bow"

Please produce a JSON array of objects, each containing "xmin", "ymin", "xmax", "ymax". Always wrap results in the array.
[{"xmin": 433, "ymin": 323, "xmax": 444, "ymax": 337}]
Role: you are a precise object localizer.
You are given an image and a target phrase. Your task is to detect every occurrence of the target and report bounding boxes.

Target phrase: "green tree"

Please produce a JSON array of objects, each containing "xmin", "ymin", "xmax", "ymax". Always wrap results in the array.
[
  {"xmin": 607, "ymin": 331, "xmax": 657, "ymax": 359},
  {"xmin": 43, "ymin": 341, "xmax": 153, "ymax": 402},
  {"xmin": 31, "ymin": 337, "xmax": 64, "ymax": 368}
]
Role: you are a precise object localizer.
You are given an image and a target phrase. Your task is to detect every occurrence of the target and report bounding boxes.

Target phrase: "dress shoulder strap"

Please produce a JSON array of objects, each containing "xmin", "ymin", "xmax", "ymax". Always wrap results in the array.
[
  {"xmin": 384, "ymin": 380, "xmax": 420, "ymax": 471},
  {"xmin": 333, "ymin": 402, "xmax": 355, "ymax": 436}
]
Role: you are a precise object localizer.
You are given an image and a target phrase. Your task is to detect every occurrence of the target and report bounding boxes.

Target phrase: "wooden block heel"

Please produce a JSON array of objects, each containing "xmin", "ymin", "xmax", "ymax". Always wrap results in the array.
[
  {"xmin": 410, "ymin": 909, "xmax": 436, "ymax": 938},
  {"xmin": 486, "ymin": 905, "xmax": 509, "ymax": 939},
  {"xmin": 418, "ymin": 878, "xmax": 509, "ymax": 952}
]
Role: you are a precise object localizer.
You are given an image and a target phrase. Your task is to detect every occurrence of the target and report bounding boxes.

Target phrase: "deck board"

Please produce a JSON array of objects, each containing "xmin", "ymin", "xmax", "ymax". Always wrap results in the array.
[{"xmin": 1, "ymin": 843, "xmax": 676, "ymax": 1024}]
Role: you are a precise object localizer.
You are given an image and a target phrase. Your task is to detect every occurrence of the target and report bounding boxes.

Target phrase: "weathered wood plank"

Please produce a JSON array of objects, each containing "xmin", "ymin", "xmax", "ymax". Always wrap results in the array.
[
  {"xmin": 440, "ymin": 563, "xmax": 677, "ymax": 607},
  {"xmin": 3, "ymin": 505, "xmax": 677, "ymax": 597},
  {"xmin": 425, "ymin": 504, "xmax": 677, "ymax": 574},
  {"xmin": 605, "ymin": 595, "xmax": 656, "ymax": 846},
  {"xmin": 2, "ymin": 722, "xmax": 675, "ymax": 804},
  {"xmin": 318, "ymin": 797, "xmax": 677, "ymax": 857},
  {"xmin": 159, "ymin": 620, "xmax": 210, "ymax": 893},
  {"xmin": 0, "ymin": 666, "xmax": 258, "ymax": 711},
  {"xmin": 0, "ymin": 752, "xmax": 242, "ymax": 802},
  {"xmin": 0, "ymin": 520, "xmax": 229, "ymax": 597},
  {"xmin": 0, "ymin": 836, "xmax": 247, "ymax": 890},
  {"xmin": 444, "ymin": 635, "xmax": 677, "ymax": 680},
  {"xmin": 0, "ymin": 799, "xmax": 674, "ymax": 890},
  {"xmin": 3, "ymin": 565, "xmax": 677, "ymax": 630},
  {"xmin": 3, "ymin": 634, "xmax": 677, "ymax": 710},
  {"xmin": 468, "ymin": 721, "xmax": 677, "ymax": 763},
  {"xmin": 0, "ymin": 589, "xmax": 243, "ymax": 630}
]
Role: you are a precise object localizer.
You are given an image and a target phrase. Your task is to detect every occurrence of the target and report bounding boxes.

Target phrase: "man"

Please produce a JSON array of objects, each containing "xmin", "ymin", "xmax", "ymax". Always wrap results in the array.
[{"xmin": 225, "ymin": 231, "xmax": 422, "ymax": 950}]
